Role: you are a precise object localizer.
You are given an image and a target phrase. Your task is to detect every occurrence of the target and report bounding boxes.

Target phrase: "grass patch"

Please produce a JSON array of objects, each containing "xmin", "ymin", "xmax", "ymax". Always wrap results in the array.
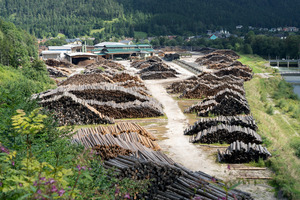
[
  {"xmin": 134, "ymin": 31, "xmax": 148, "ymax": 39},
  {"xmin": 244, "ymin": 75, "xmax": 300, "ymax": 199},
  {"xmin": 238, "ymin": 54, "xmax": 274, "ymax": 73},
  {"xmin": 56, "ymin": 33, "xmax": 66, "ymax": 38},
  {"xmin": 91, "ymin": 28, "xmax": 105, "ymax": 34}
]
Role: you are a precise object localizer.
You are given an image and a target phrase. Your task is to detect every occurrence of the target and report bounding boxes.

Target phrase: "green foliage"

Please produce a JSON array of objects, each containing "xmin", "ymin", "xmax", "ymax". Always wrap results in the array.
[
  {"xmin": 43, "ymin": 38, "xmax": 67, "ymax": 46},
  {"xmin": 273, "ymin": 80, "xmax": 299, "ymax": 100},
  {"xmin": 266, "ymin": 105, "xmax": 274, "ymax": 115},
  {"xmin": 290, "ymin": 138, "xmax": 300, "ymax": 158}
]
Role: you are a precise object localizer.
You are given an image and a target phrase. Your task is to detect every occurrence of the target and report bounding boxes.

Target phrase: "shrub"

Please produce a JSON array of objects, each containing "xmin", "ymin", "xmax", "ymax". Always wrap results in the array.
[
  {"xmin": 290, "ymin": 138, "xmax": 300, "ymax": 158},
  {"xmin": 266, "ymin": 105, "xmax": 274, "ymax": 115}
]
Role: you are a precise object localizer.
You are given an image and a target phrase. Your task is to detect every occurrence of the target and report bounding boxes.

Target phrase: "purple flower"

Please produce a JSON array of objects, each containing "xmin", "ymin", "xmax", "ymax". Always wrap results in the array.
[
  {"xmin": 88, "ymin": 168, "xmax": 92, "ymax": 171},
  {"xmin": 49, "ymin": 178, "xmax": 55, "ymax": 184},
  {"xmin": 33, "ymin": 181, "xmax": 38, "ymax": 186},
  {"xmin": 81, "ymin": 166, "xmax": 86, "ymax": 171},
  {"xmin": 11, "ymin": 161, "xmax": 15, "ymax": 166},
  {"xmin": 40, "ymin": 177, "xmax": 46, "ymax": 181},
  {"xmin": 124, "ymin": 193, "xmax": 130, "ymax": 199},
  {"xmin": 37, "ymin": 189, "xmax": 42, "ymax": 194},
  {"xmin": 0, "ymin": 146, "xmax": 9, "ymax": 154},
  {"xmin": 227, "ymin": 164, "xmax": 231, "ymax": 170},
  {"xmin": 115, "ymin": 187, "xmax": 120, "ymax": 195},
  {"xmin": 0, "ymin": 182, "xmax": 2, "ymax": 187},
  {"xmin": 76, "ymin": 165, "xmax": 81, "ymax": 171},
  {"xmin": 58, "ymin": 189, "xmax": 65, "ymax": 196},
  {"xmin": 222, "ymin": 197, "xmax": 226, "ymax": 200},
  {"xmin": 19, "ymin": 183, "xmax": 23, "ymax": 187},
  {"xmin": 51, "ymin": 185, "xmax": 58, "ymax": 193}
]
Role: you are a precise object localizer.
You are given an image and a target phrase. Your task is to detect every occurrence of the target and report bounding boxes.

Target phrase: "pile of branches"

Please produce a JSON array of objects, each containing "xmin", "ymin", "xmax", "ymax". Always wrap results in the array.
[
  {"xmin": 218, "ymin": 141, "xmax": 271, "ymax": 163},
  {"xmin": 213, "ymin": 49, "xmax": 240, "ymax": 60},
  {"xmin": 196, "ymin": 54, "xmax": 235, "ymax": 66},
  {"xmin": 189, "ymin": 124, "xmax": 262, "ymax": 144},
  {"xmin": 184, "ymin": 115, "xmax": 258, "ymax": 135},
  {"xmin": 180, "ymin": 81, "xmax": 245, "ymax": 99},
  {"xmin": 45, "ymin": 59, "xmax": 74, "ymax": 68}
]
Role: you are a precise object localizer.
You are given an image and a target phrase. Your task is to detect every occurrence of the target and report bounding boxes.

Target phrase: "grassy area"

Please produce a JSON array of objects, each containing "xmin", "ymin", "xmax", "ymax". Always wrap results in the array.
[
  {"xmin": 134, "ymin": 31, "xmax": 148, "ymax": 39},
  {"xmin": 91, "ymin": 28, "xmax": 105, "ymax": 34},
  {"xmin": 56, "ymin": 33, "xmax": 66, "ymax": 38},
  {"xmin": 244, "ymin": 75, "xmax": 300, "ymax": 199},
  {"xmin": 238, "ymin": 54, "xmax": 274, "ymax": 73}
]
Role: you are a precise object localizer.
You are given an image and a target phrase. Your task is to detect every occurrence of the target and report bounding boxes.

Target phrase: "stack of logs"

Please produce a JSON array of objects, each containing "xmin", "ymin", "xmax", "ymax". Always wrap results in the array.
[
  {"xmin": 47, "ymin": 66, "xmax": 71, "ymax": 77},
  {"xmin": 132, "ymin": 57, "xmax": 179, "ymax": 80},
  {"xmin": 33, "ymin": 73, "xmax": 163, "ymax": 125},
  {"xmin": 103, "ymin": 155, "xmax": 253, "ymax": 200},
  {"xmin": 181, "ymin": 49, "xmax": 270, "ymax": 163},
  {"xmin": 189, "ymin": 124, "xmax": 262, "ymax": 144},
  {"xmin": 184, "ymin": 115, "xmax": 258, "ymax": 135},
  {"xmin": 218, "ymin": 141, "xmax": 272, "ymax": 163},
  {"xmin": 184, "ymin": 89, "xmax": 250, "ymax": 116},
  {"xmin": 72, "ymin": 123, "xmax": 253, "ymax": 199}
]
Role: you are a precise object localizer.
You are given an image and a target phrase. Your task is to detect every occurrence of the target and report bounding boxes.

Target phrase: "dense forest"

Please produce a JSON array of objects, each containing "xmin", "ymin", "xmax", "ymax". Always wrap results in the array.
[
  {"xmin": 151, "ymin": 33, "xmax": 300, "ymax": 58},
  {"xmin": 0, "ymin": 0, "xmax": 299, "ymax": 38}
]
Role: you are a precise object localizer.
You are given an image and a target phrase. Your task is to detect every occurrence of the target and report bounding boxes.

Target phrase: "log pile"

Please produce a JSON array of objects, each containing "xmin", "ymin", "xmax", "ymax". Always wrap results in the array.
[
  {"xmin": 189, "ymin": 124, "xmax": 262, "ymax": 144},
  {"xmin": 184, "ymin": 115, "xmax": 258, "ymax": 135},
  {"xmin": 93, "ymin": 144, "xmax": 133, "ymax": 160},
  {"xmin": 213, "ymin": 49, "xmax": 240, "ymax": 60},
  {"xmin": 218, "ymin": 141, "xmax": 271, "ymax": 163},
  {"xmin": 38, "ymin": 92, "xmax": 115, "ymax": 125},
  {"xmin": 34, "ymin": 80, "xmax": 163, "ymax": 123},
  {"xmin": 103, "ymin": 155, "xmax": 253, "ymax": 200},
  {"xmin": 73, "ymin": 122, "xmax": 160, "ymax": 151},
  {"xmin": 214, "ymin": 67, "xmax": 253, "ymax": 81},
  {"xmin": 45, "ymin": 59, "xmax": 74, "ymax": 68},
  {"xmin": 185, "ymin": 89, "xmax": 250, "ymax": 116},
  {"xmin": 132, "ymin": 58, "xmax": 179, "ymax": 80},
  {"xmin": 47, "ymin": 66, "xmax": 71, "ymax": 77},
  {"xmin": 180, "ymin": 81, "xmax": 245, "ymax": 99},
  {"xmin": 58, "ymin": 73, "xmax": 114, "ymax": 86},
  {"xmin": 72, "ymin": 123, "xmax": 252, "ymax": 199}
]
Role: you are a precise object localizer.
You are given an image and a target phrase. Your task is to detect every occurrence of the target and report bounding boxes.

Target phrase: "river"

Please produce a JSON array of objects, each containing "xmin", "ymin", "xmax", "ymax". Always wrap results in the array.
[{"xmin": 276, "ymin": 67, "xmax": 300, "ymax": 97}]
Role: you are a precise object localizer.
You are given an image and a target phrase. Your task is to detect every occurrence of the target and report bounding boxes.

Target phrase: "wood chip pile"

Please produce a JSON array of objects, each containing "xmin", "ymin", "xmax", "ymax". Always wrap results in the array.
[
  {"xmin": 184, "ymin": 115, "xmax": 258, "ymax": 135},
  {"xmin": 218, "ymin": 141, "xmax": 271, "ymax": 163},
  {"xmin": 132, "ymin": 57, "xmax": 179, "ymax": 80},
  {"xmin": 189, "ymin": 124, "xmax": 262, "ymax": 144},
  {"xmin": 214, "ymin": 67, "xmax": 253, "ymax": 81}
]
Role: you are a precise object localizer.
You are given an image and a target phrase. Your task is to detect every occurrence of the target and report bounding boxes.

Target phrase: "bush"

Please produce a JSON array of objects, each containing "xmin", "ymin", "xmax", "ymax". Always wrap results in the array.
[
  {"xmin": 266, "ymin": 105, "xmax": 274, "ymax": 115},
  {"xmin": 290, "ymin": 138, "xmax": 300, "ymax": 158}
]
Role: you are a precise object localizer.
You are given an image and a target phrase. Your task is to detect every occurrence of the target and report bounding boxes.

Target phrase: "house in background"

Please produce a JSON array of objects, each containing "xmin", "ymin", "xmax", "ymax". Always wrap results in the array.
[
  {"xmin": 119, "ymin": 40, "xmax": 133, "ymax": 45},
  {"xmin": 209, "ymin": 34, "xmax": 218, "ymax": 40}
]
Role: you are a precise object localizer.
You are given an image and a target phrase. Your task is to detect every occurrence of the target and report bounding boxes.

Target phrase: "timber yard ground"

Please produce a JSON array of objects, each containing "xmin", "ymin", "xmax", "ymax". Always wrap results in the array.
[{"xmin": 64, "ymin": 53, "xmax": 299, "ymax": 199}]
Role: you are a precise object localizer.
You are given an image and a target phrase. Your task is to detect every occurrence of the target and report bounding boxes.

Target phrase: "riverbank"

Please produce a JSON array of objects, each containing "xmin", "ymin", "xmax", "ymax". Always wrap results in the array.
[{"xmin": 239, "ymin": 55, "xmax": 300, "ymax": 199}]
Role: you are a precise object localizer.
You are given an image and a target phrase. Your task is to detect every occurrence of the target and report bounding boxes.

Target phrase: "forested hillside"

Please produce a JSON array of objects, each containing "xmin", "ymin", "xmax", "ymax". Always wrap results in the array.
[{"xmin": 0, "ymin": 0, "xmax": 299, "ymax": 38}]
